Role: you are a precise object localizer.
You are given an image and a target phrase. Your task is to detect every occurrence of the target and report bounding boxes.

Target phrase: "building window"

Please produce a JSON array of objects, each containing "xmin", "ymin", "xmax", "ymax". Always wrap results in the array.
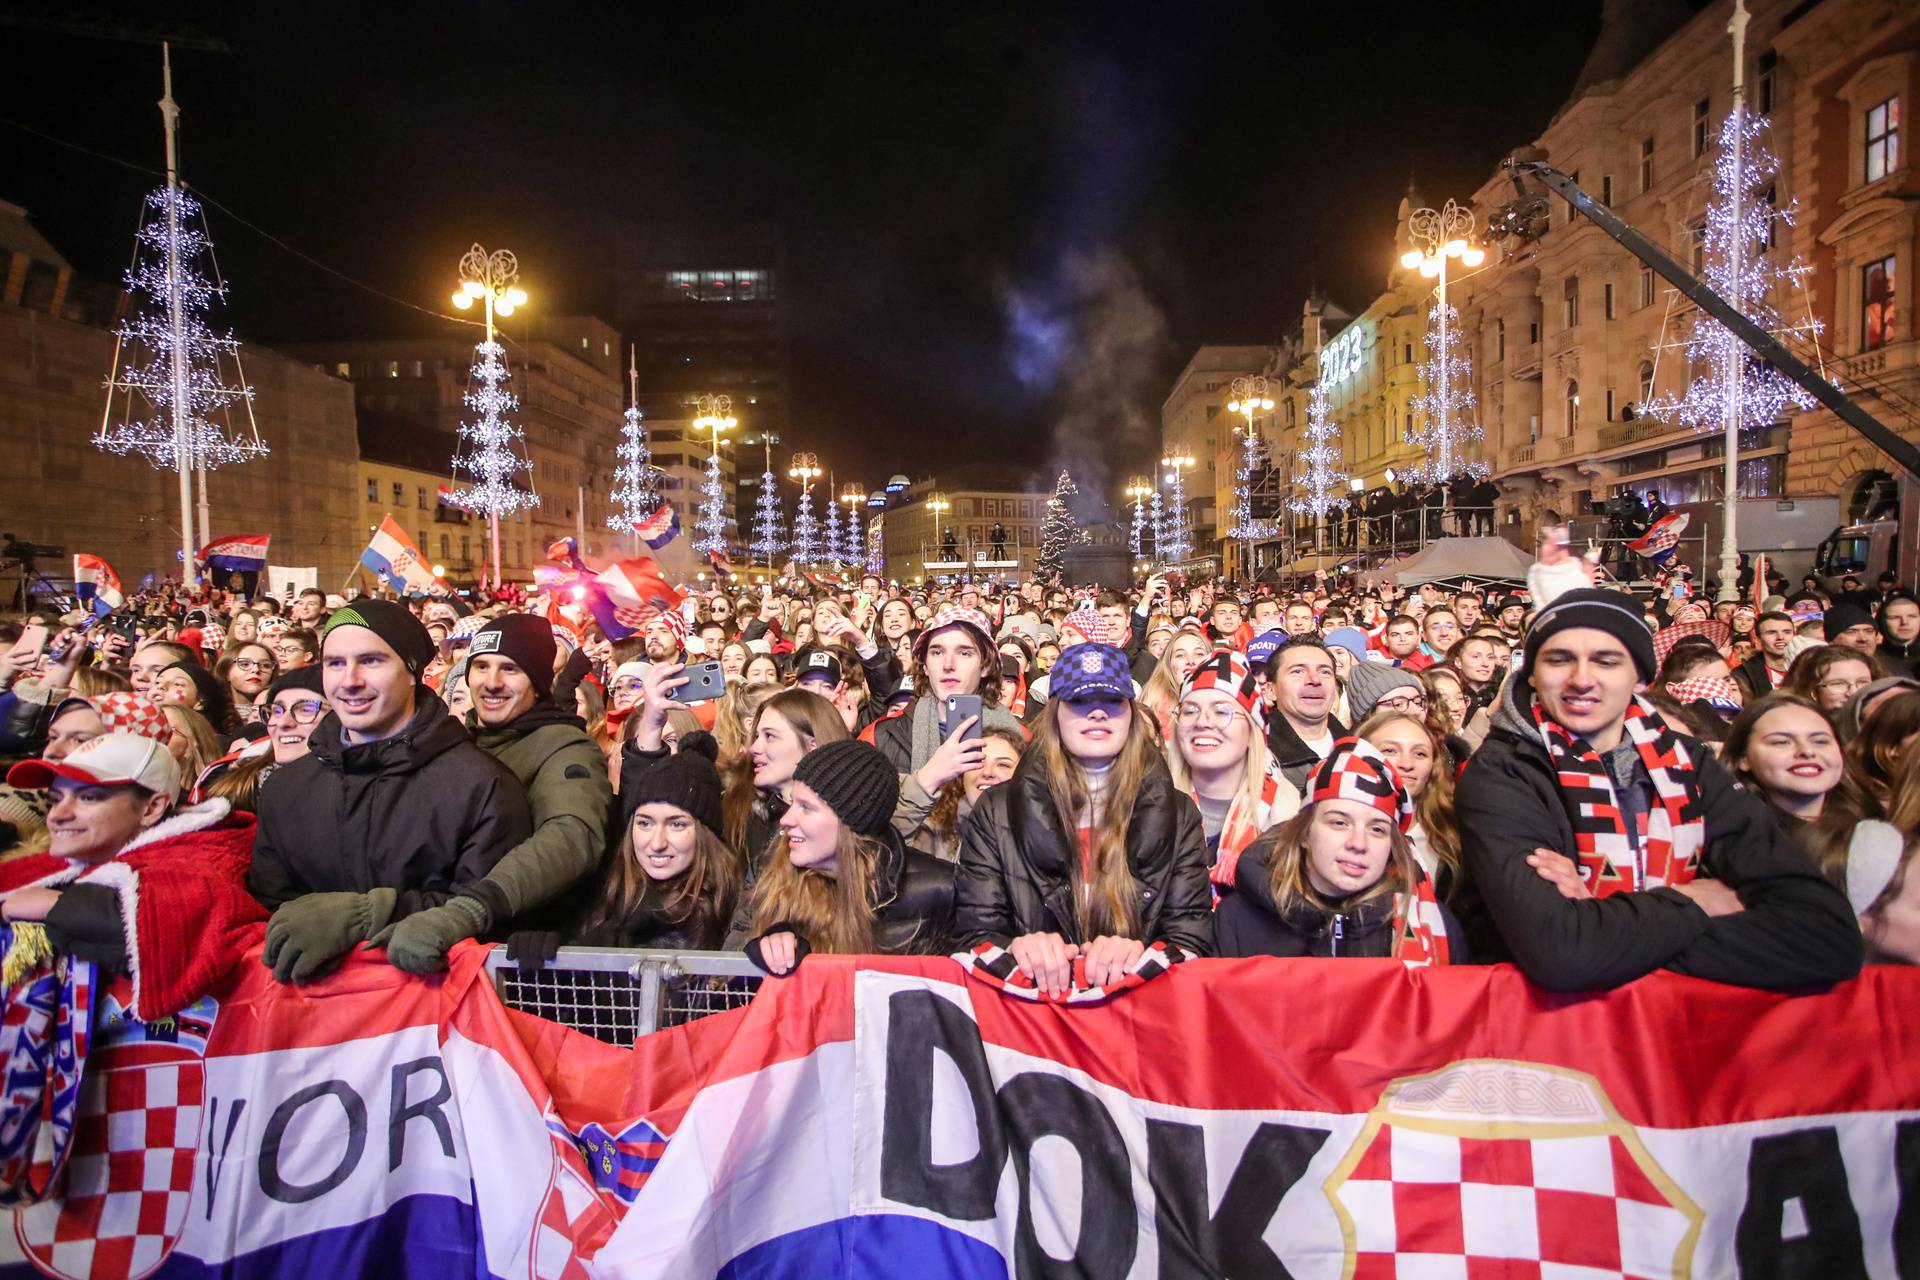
[
  {"xmin": 1865, "ymin": 97, "xmax": 1900, "ymax": 184},
  {"xmin": 1604, "ymin": 282, "xmax": 1616, "ymax": 320},
  {"xmin": 1565, "ymin": 381, "xmax": 1580, "ymax": 437},
  {"xmin": 1862, "ymin": 255, "xmax": 1896, "ymax": 351},
  {"xmin": 1563, "ymin": 276, "xmax": 1580, "ymax": 328},
  {"xmin": 1689, "ymin": 217, "xmax": 1708, "ymax": 274},
  {"xmin": 1528, "ymin": 321, "xmax": 1540, "ymax": 345},
  {"xmin": 418, "ymin": 485, "xmax": 428, "ymax": 510},
  {"xmin": 1605, "ymin": 387, "xmax": 1616, "ymax": 421},
  {"xmin": 1693, "ymin": 98, "xmax": 1711, "ymax": 158},
  {"xmin": 335, "ymin": 362, "xmax": 351, "ymax": 377},
  {"xmin": 1496, "ymin": 318, "xmax": 1506, "ymax": 360},
  {"xmin": 439, "ymin": 534, "xmax": 450, "ymax": 559},
  {"xmin": 1639, "ymin": 137, "xmax": 1655, "ymax": 192},
  {"xmin": 1403, "ymin": 342, "xmax": 1414, "ymax": 363},
  {"xmin": 387, "ymin": 361, "xmax": 400, "ymax": 378},
  {"xmin": 366, "ymin": 478, "xmax": 377, "ymax": 502},
  {"xmin": 1601, "ymin": 175, "xmax": 1614, "ymax": 206},
  {"xmin": 1638, "ymin": 360, "xmax": 1656, "ymax": 406},
  {"xmin": 409, "ymin": 360, "xmax": 424, "ymax": 378},
  {"xmin": 1758, "ymin": 51, "xmax": 1777, "ymax": 116},
  {"xmin": 392, "ymin": 482, "xmax": 404, "ymax": 505},
  {"xmin": 1565, "ymin": 172, "xmax": 1580, "ymax": 225},
  {"xmin": 1640, "ymin": 266, "xmax": 1655, "ymax": 309}
]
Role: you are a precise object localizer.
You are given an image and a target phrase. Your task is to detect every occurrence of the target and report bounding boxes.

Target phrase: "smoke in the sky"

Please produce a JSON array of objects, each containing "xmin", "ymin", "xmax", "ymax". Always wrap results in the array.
[{"xmin": 1002, "ymin": 247, "xmax": 1170, "ymax": 514}]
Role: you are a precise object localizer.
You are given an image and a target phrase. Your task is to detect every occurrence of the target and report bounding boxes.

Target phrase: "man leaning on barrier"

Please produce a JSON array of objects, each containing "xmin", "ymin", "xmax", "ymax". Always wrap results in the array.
[{"xmin": 248, "ymin": 600, "xmax": 532, "ymax": 983}]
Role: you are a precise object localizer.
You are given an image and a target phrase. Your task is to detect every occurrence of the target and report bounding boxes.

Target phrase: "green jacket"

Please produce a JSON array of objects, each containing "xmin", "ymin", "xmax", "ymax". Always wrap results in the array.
[{"xmin": 466, "ymin": 708, "xmax": 613, "ymax": 928}]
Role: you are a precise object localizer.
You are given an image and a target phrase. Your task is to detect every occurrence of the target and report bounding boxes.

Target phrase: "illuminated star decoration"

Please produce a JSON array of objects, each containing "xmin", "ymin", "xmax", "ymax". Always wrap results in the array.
[
  {"xmin": 1644, "ymin": 99, "xmax": 1819, "ymax": 439},
  {"xmin": 98, "ymin": 186, "xmax": 266, "ymax": 470},
  {"xmin": 1405, "ymin": 299, "xmax": 1487, "ymax": 484},
  {"xmin": 791, "ymin": 485, "xmax": 819, "ymax": 568},
  {"xmin": 608, "ymin": 375, "xmax": 659, "ymax": 534},
  {"xmin": 750, "ymin": 468, "xmax": 787, "ymax": 565},
  {"xmin": 690, "ymin": 395, "xmax": 735, "ymax": 558},
  {"xmin": 1160, "ymin": 466, "xmax": 1192, "ymax": 563}
]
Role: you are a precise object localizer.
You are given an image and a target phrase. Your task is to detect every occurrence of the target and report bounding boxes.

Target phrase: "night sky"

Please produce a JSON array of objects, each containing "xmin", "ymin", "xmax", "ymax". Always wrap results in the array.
[{"xmin": 5, "ymin": 2, "xmax": 1603, "ymax": 499}]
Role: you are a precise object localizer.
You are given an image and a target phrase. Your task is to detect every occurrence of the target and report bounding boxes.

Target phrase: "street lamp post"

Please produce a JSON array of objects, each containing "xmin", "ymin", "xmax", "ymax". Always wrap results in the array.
[
  {"xmin": 1399, "ymin": 199, "xmax": 1486, "ymax": 509},
  {"xmin": 1226, "ymin": 375, "xmax": 1276, "ymax": 580},
  {"xmin": 449, "ymin": 245, "xmax": 531, "ymax": 588},
  {"xmin": 926, "ymin": 492, "xmax": 951, "ymax": 570}
]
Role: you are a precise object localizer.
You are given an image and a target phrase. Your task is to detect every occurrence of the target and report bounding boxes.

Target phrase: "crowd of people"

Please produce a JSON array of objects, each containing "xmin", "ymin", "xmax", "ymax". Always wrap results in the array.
[{"xmin": 1, "ymin": 554, "xmax": 1916, "ymax": 1020}]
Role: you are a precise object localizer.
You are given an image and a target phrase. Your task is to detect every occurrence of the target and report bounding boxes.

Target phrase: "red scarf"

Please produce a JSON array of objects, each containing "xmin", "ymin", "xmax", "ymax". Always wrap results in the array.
[
  {"xmin": 1530, "ymin": 695, "xmax": 1705, "ymax": 894},
  {"xmin": 1392, "ymin": 876, "xmax": 1450, "ymax": 966}
]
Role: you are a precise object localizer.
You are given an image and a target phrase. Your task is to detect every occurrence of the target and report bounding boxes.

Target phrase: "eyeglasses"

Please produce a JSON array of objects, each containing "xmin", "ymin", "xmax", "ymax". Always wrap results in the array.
[
  {"xmin": 1374, "ymin": 694, "xmax": 1428, "ymax": 714},
  {"xmin": 267, "ymin": 699, "xmax": 327, "ymax": 725},
  {"xmin": 1176, "ymin": 702, "xmax": 1242, "ymax": 727},
  {"xmin": 230, "ymin": 658, "xmax": 275, "ymax": 673},
  {"xmin": 1817, "ymin": 678, "xmax": 1871, "ymax": 694}
]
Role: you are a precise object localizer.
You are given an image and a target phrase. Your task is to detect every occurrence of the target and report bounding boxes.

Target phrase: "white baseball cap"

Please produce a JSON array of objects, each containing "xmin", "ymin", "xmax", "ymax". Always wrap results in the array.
[{"xmin": 8, "ymin": 732, "xmax": 182, "ymax": 796}]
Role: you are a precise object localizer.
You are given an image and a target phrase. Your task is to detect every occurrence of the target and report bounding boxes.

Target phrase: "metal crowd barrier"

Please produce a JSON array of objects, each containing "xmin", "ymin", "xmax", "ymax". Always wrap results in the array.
[{"xmin": 484, "ymin": 947, "xmax": 764, "ymax": 1046}]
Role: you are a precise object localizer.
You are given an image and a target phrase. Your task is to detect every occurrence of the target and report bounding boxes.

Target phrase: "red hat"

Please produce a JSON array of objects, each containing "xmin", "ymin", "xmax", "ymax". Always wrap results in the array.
[
  {"xmin": 1306, "ymin": 737, "xmax": 1414, "ymax": 832},
  {"xmin": 913, "ymin": 605, "xmax": 995, "ymax": 659},
  {"xmin": 1060, "ymin": 608, "xmax": 1120, "ymax": 646}
]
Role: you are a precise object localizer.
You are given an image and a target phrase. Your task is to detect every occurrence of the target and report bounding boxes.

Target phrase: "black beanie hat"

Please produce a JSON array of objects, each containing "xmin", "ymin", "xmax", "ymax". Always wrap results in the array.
[
  {"xmin": 620, "ymin": 731, "xmax": 724, "ymax": 838},
  {"xmin": 470, "ymin": 614, "xmax": 558, "ymax": 699},
  {"xmin": 322, "ymin": 599, "xmax": 437, "ymax": 681},
  {"xmin": 791, "ymin": 739, "xmax": 900, "ymax": 838},
  {"xmin": 265, "ymin": 664, "xmax": 326, "ymax": 702},
  {"xmin": 1521, "ymin": 587, "xmax": 1658, "ymax": 683},
  {"xmin": 1823, "ymin": 601, "xmax": 1874, "ymax": 642}
]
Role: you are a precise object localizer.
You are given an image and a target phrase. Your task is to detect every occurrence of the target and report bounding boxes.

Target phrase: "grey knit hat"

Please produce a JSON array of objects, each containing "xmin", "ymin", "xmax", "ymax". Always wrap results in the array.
[
  {"xmin": 1344, "ymin": 661, "xmax": 1427, "ymax": 724},
  {"xmin": 791, "ymin": 740, "xmax": 900, "ymax": 838}
]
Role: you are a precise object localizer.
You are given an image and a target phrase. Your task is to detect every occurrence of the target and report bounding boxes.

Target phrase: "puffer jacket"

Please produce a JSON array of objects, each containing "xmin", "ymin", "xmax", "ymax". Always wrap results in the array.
[
  {"xmin": 247, "ymin": 689, "xmax": 532, "ymax": 919},
  {"xmin": 726, "ymin": 825, "xmax": 955, "ymax": 956},
  {"xmin": 1215, "ymin": 834, "xmax": 1465, "ymax": 960},
  {"xmin": 954, "ymin": 755, "xmax": 1214, "ymax": 955},
  {"xmin": 468, "ymin": 703, "xmax": 613, "ymax": 931},
  {"xmin": 1452, "ymin": 673, "xmax": 1862, "ymax": 992}
]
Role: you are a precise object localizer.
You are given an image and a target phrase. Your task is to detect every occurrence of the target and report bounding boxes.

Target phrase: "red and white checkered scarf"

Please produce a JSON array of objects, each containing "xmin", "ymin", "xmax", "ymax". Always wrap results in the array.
[{"xmin": 1530, "ymin": 695, "xmax": 1705, "ymax": 894}]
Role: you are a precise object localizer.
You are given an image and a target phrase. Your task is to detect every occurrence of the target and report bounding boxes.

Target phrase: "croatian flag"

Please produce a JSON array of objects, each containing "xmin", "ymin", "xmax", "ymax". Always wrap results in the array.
[
  {"xmin": 436, "ymin": 485, "xmax": 469, "ymax": 511},
  {"xmin": 359, "ymin": 516, "xmax": 443, "ymax": 595},
  {"xmin": 1626, "ymin": 511, "xmax": 1689, "ymax": 567},
  {"xmin": 197, "ymin": 534, "xmax": 270, "ymax": 574},
  {"xmin": 72, "ymin": 553, "xmax": 124, "ymax": 617},
  {"xmin": 586, "ymin": 556, "xmax": 684, "ymax": 640},
  {"xmin": 634, "ymin": 502, "xmax": 681, "ymax": 551}
]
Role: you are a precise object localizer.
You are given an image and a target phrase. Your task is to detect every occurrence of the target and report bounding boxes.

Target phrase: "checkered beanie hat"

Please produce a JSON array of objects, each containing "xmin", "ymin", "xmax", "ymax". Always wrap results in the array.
[
  {"xmin": 1049, "ymin": 642, "xmax": 1133, "ymax": 703},
  {"xmin": 913, "ymin": 605, "xmax": 995, "ymax": 660},
  {"xmin": 1060, "ymin": 608, "xmax": 1121, "ymax": 646},
  {"xmin": 198, "ymin": 622, "xmax": 227, "ymax": 652},
  {"xmin": 1180, "ymin": 650, "xmax": 1257, "ymax": 720},
  {"xmin": 1307, "ymin": 736, "xmax": 1414, "ymax": 832}
]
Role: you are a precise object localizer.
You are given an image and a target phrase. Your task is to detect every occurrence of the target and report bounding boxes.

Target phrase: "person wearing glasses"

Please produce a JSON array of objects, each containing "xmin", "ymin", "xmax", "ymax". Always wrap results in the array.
[
  {"xmin": 1164, "ymin": 652, "xmax": 1298, "ymax": 894},
  {"xmin": 216, "ymin": 642, "xmax": 279, "ymax": 726},
  {"xmin": 1784, "ymin": 645, "xmax": 1879, "ymax": 721},
  {"xmin": 199, "ymin": 667, "xmax": 329, "ymax": 813}
]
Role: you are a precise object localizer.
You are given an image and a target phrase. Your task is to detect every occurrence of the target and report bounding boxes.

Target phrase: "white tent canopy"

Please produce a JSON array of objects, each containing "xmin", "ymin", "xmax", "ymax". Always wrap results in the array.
[{"xmin": 1377, "ymin": 536, "xmax": 1535, "ymax": 588}]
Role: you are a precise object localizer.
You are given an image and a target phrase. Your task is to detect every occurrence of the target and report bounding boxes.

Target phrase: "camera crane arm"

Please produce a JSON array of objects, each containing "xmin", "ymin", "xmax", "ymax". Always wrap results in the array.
[{"xmin": 1496, "ymin": 152, "xmax": 1920, "ymax": 480}]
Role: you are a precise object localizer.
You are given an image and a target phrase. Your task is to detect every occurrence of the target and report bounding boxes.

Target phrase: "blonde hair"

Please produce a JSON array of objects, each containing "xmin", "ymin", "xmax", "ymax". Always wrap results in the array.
[
  {"xmin": 747, "ymin": 826, "xmax": 883, "ymax": 954},
  {"xmin": 1165, "ymin": 696, "xmax": 1273, "ymax": 813},
  {"xmin": 714, "ymin": 681, "xmax": 780, "ymax": 765},
  {"xmin": 1027, "ymin": 699, "xmax": 1162, "ymax": 939},
  {"xmin": 161, "ymin": 703, "xmax": 221, "ymax": 787},
  {"xmin": 71, "ymin": 667, "xmax": 133, "ymax": 698},
  {"xmin": 1139, "ymin": 627, "xmax": 1213, "ymax": 729}
]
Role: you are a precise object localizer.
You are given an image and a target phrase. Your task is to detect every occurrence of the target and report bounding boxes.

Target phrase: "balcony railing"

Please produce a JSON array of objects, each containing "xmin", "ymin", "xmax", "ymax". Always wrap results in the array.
[
  {"xmin": 1596, "ymin": 416, "xmax": 1682, "ymax": 451},
  {"xmin": 1509, "ymin": 443, "xmax": 1535, "ymax": 466}
]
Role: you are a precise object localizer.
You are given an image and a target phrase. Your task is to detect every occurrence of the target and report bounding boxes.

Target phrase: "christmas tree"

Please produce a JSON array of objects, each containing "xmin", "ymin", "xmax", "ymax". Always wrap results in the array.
[
  {"xmin": 1035, "ymin": 470, "xmax": 1080, "ymax": 584},
  {"xmin": 750, "ymin": 469, "xmax": 786, "ymax": 565},
  {"xmin": 791, "ymin": 487, "xmax": 820, "ymax": 568},
  {"xmin": 1404, "ymin": 298, "xmax": 1485, "ymax": 485},
  {"xmin": 822, "ymin": 498, "xmax": 845, "ymax": 567},
  {"xmin": 1644, "ymin": 98, "xmax": 1818, "ymax": 439},
  {"xmin": 1288, "ymin": 381, "xmax": 1351, "ymax": 524},
  {"xmin": 449, "ymin": 337, "xmax": 539, "ymax": 524},
  {"xmin": 606, "ymin": 391, "xmax": 658, "ymax": 534},
  {"xmin": 866, "ymin": 516, "xmax": 886, "ymax": 576},
  {"xmin": 98, "ymin": 186, "xmax": 265, "ymax": 472}
]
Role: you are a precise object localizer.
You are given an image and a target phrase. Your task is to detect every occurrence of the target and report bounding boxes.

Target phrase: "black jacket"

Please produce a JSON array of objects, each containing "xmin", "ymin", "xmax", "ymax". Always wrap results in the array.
[
  {"xmin": 868, "ymin": 705, "xmax": 913, "ymax": 773},
  {"xmin": 1215, "ymin": 836, "xmax": 1465, "ymax": 961},
  {"xmin": 1877, "ymin": 632, "xmax": 1918, "ymax": 679},
  {"xmin": 247, "ymin": 689, "xmax": 533, "ymax": 919},
  {"xmin": 725, "ymin": 825, "xmax": 955, "ymax": 957},
  {"xmin": 954, "ymin": 756, "xmax": 1214, "ymax": 955},
  {"xmin": 1453, "ymin": 677, "xmax": 1862, "ymax": 992},
  {"xmin": 1266, "ymin": 712, "xmax": 1347, "ymax": 796}
]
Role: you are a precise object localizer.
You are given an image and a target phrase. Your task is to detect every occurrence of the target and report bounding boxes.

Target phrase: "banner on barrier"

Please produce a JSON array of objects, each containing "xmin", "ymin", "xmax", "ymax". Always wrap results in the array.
[{"xmin": 0, "ymin": 949, "xmax": 1915, "ymax": 1278}]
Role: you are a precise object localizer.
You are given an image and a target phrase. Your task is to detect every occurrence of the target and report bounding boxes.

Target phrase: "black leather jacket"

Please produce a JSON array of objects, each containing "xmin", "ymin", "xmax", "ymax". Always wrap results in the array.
[{"xmin": 954, "ymin": 757, "xmax": 1214, "ymax": 955}]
